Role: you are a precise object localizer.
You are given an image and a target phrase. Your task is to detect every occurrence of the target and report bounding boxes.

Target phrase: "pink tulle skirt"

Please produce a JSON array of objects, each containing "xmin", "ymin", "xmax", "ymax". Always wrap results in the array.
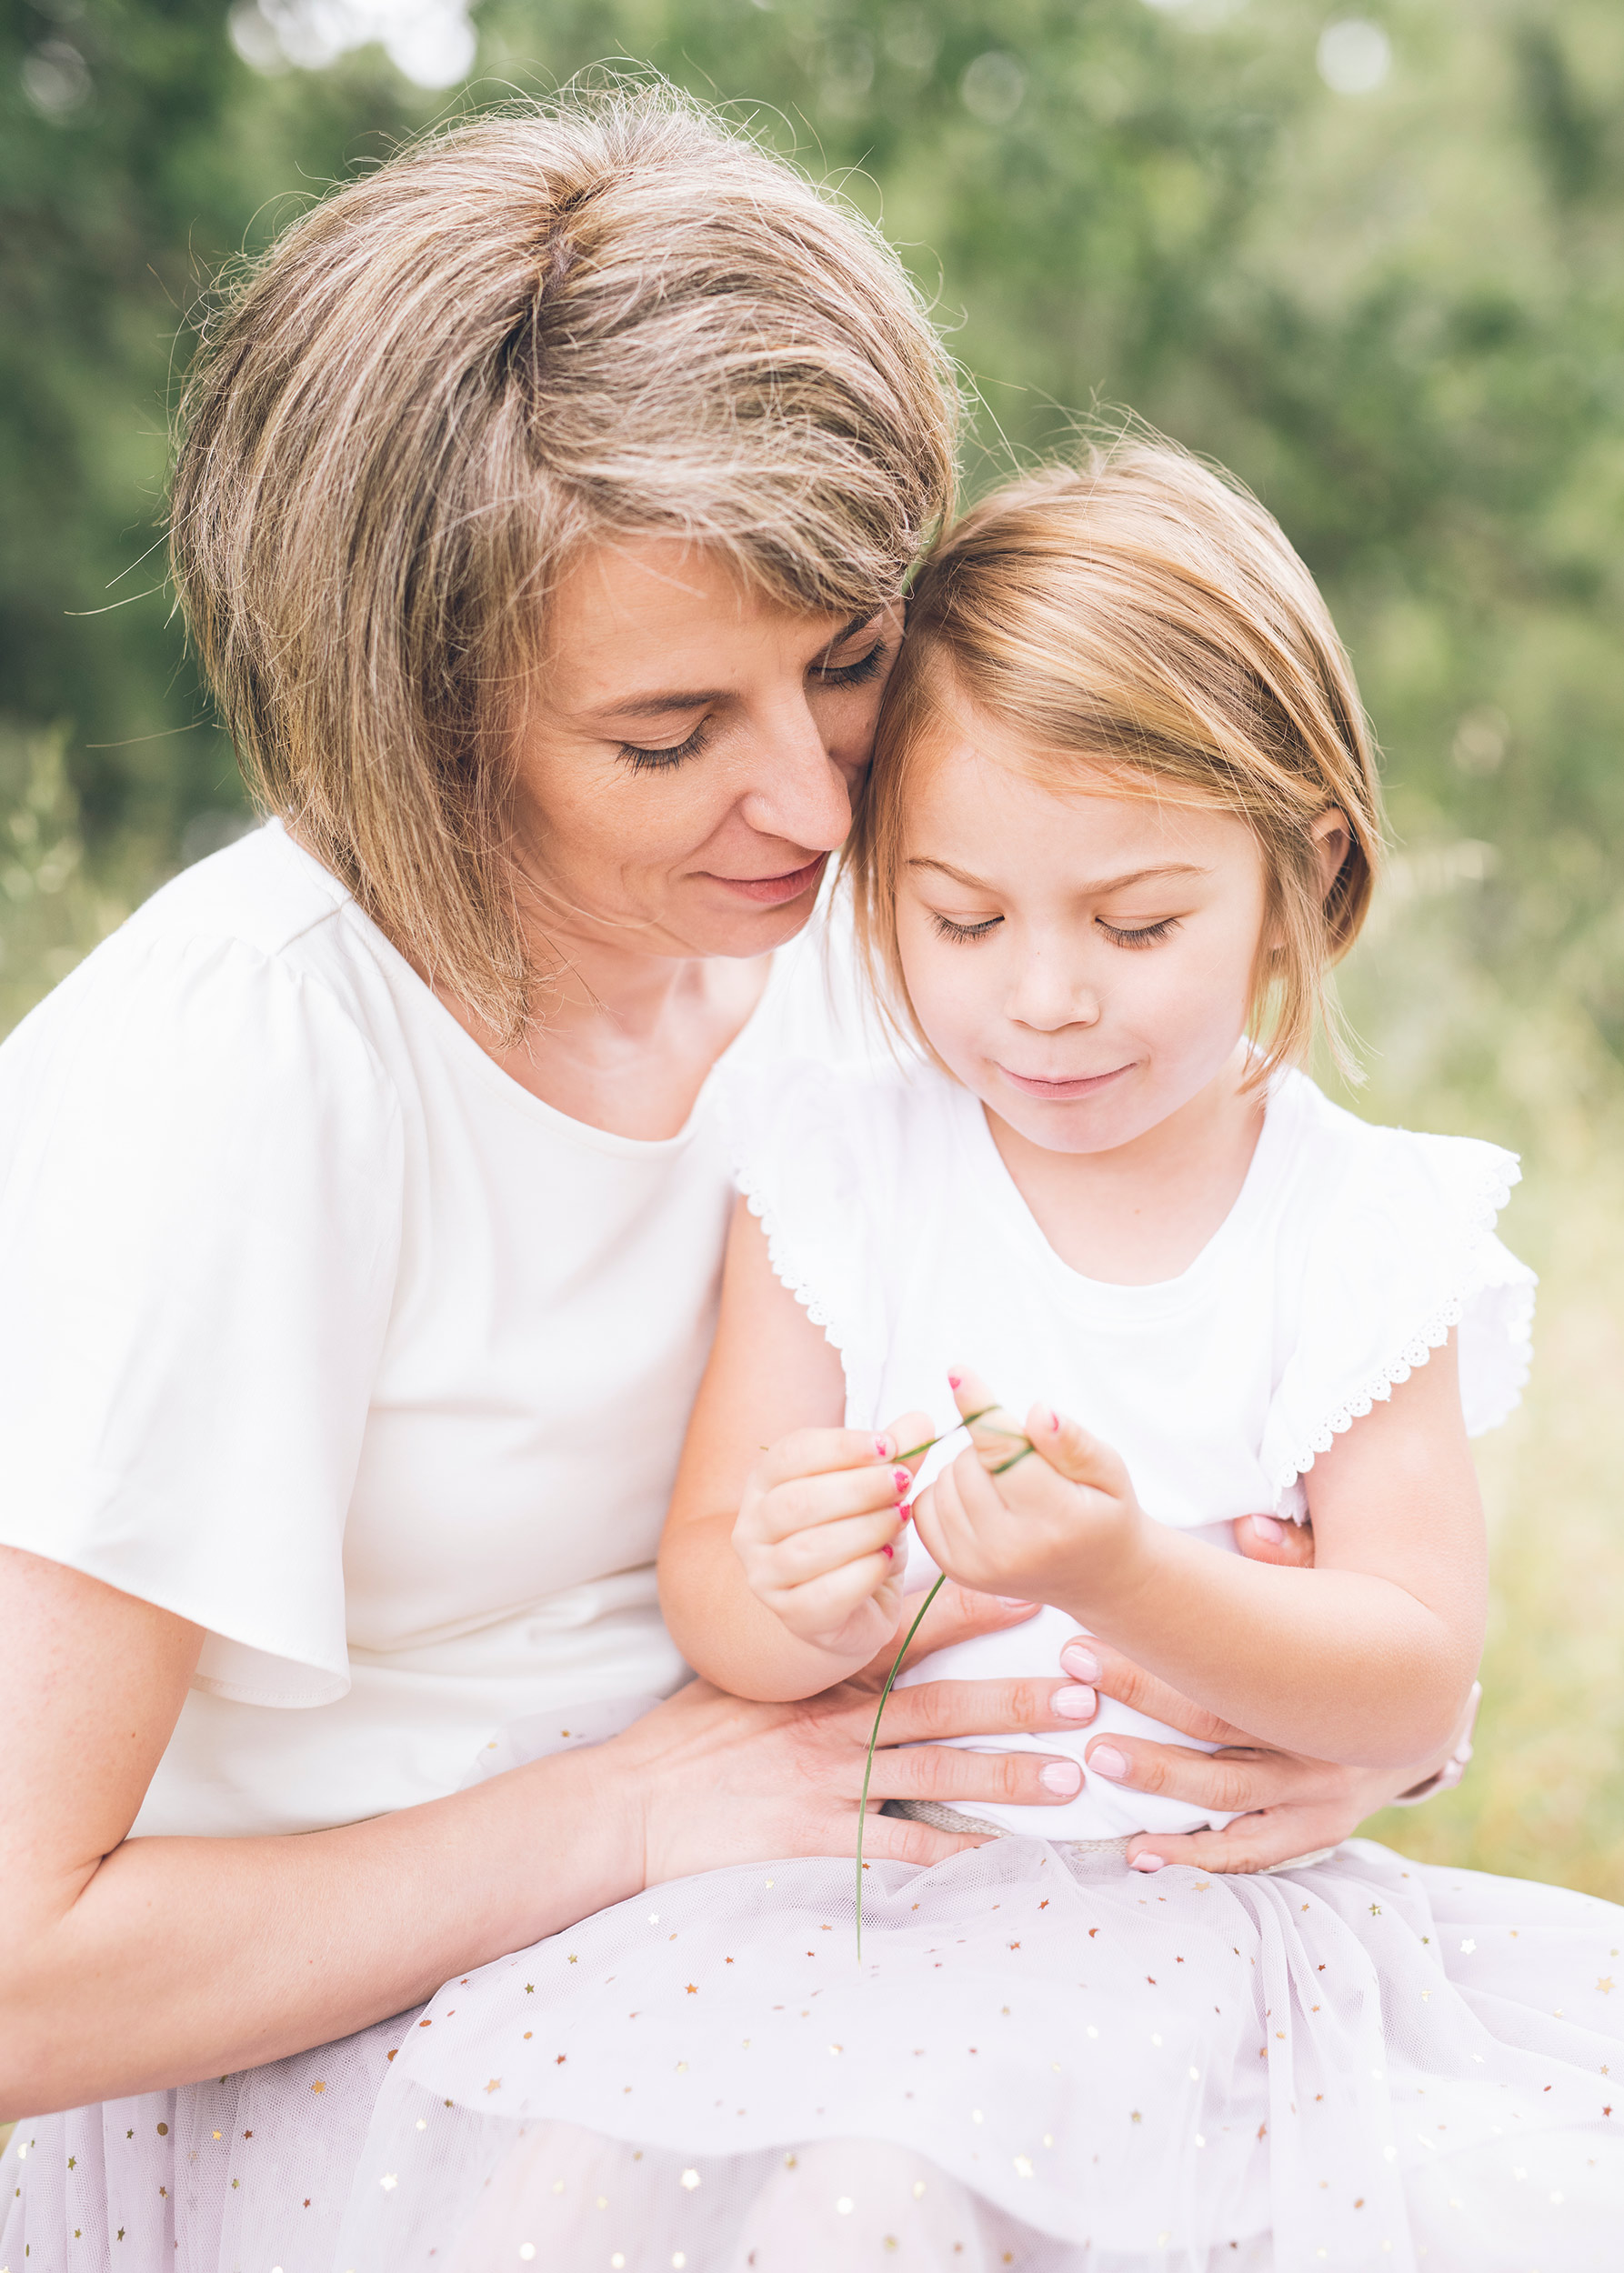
[{"xmin": 8, "ymin": 1836, "xmax": 1624, "ymax": 2272}]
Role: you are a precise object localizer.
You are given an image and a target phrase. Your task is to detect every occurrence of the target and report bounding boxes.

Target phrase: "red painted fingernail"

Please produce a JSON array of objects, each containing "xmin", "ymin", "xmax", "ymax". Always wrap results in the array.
[
  {"xmin": 947, "ymin": 1372, "xmax": 962, "ymax": 1389},
  {"xmin": 897, "ymin": 1509, "xmax": 913, "ymax": 1527},
  {"xmin": 881, "ymin": 1542, "xmax": 895, "ymax": 1558},
  {"xmin": 1048, "ymin": 1409, "xmax": 1061, "ymax": 1433},
  {"xmin": 875, "ymin": 1434, "xmax": 896, "ymax": 1459},
  {"xmin": 893, "ymin": 1467, "xmax": 912, "ymax": 1493}
]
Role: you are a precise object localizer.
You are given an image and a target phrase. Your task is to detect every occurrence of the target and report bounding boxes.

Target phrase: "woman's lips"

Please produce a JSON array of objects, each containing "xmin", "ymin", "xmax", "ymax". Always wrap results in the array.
[
  {"xmin": 706, "ymin": 853, "xmax": 828, "ymax": 906},
  {"xmin": 998, "ymin": 1061, "xmax": 1135, "ymax": 1101}
]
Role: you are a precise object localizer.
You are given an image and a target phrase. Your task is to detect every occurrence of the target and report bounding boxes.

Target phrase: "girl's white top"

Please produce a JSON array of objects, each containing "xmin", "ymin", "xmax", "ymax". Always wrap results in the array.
[
  {"xmin": 722, "ymin": 1055, "xmax": 1536, "ymax": 1841},
  {"xmin": 0, "ymin": 824, "xmax": 861, "ymax": 1838}
]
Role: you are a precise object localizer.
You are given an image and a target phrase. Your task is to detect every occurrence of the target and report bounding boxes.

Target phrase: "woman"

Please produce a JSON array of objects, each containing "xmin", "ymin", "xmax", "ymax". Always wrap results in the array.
[{"xmin": 0, "ymin": 91, "xmax": 1462, "ymax": 2271}]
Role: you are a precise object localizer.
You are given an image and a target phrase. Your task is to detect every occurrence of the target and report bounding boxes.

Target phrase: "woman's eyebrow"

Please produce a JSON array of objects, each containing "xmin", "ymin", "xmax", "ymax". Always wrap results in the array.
[
  {"xmin": 582, "ymin": 613, "xmax": 882, "ymax": 726},
  {"xmin": 907, "ymin": 857, "xmax": 1208, "ymax": 893}
]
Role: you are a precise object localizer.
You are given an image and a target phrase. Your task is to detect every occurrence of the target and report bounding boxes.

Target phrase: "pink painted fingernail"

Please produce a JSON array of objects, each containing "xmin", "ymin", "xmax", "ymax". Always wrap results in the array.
[
  {"xmin": 1038, "ymin": 1760, "xmax": 1083, "ymax": 1797},
  {"xmin": 1061, "ymin": 1643, "xmax": 1099, "ymax": 1683},
  {"xmin": 881, "ymin": 1543, "xmax": 894, "ymax": 1558},
  {"xmin": 1048, "ymin": 1408, "xmax": 1061, "ymax": 1433},
  {"xmin": 1129, "ymin": 1852, "xmax": 1165, "ymax": 1874},
  {"xmin": 1251, "ymin": 1514, "xmax": 1286, "ymax": 1543},
  {"xmin": 893, "ymin": 1467, "xmax": 912, "ymax": 1494},
  {"xmin": 875, "ymin": 1434, "xmax": 896, "ymax": 1459},
  {"xmin": 896, "ymin": 1508, "xmax": 913, "ymax": 1528},
  {"xmin": 1089, "ymin": 1746, "xmax": 1129, "ymax": 1782},
  {"xmin": 1053, "ymin": 1685, "xmax": 1097, "ymax": 1720},
  {"xmin": 947, "ymin": 1372, "xmax": 962, "ymax": 1390}
]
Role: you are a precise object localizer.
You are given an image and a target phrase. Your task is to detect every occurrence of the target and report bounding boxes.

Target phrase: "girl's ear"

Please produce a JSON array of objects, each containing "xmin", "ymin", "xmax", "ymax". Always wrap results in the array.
[{"xmin": 1310, "ymin": 806, "xmax": 1351, "ymax": 906}]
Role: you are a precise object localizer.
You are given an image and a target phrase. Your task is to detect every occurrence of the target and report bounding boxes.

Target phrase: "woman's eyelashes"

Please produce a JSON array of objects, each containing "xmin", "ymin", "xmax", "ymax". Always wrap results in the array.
[
  {"xmin": 812, "ymin": 636, "xmax": 888, "ymax": 690},
  {"xmin": 617, "ymin": 718, "xmax": 714, "ymax": 774}
]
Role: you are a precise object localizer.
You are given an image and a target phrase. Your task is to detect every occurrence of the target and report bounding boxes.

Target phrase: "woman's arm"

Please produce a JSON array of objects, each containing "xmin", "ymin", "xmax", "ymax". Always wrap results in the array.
[
  {"xmin": 915, "ymin": 1341, "xmax": 1486, "ymax": 1772},
  {"xmin": 660, "ymin": 1197, "xmax": 929, "ymax": 1701},
  {"xmin": 1, "ymin": 1544, "xmax": 1090, "ymax": 2118}
]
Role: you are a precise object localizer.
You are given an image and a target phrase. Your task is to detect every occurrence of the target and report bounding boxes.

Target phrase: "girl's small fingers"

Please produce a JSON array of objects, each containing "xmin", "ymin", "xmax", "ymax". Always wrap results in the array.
[
  {"xmin": 772, "ymin": 1553, "xmax": 899, "ymax": 1633},
  {"xmin": 757, "ymin": 1426, "xmax": 916, "ymax": 1488},
  {"xmin": 765, "ymin": 1507, "xmax": 912, "ymax": 1585},
  {"xmin": 754, "ymin": 1463, "xmax": 914, "ymax": 1544},
  {"xmin": 1024, "ymin": 1402, "xmax": 1130, "ymax": 1496}
]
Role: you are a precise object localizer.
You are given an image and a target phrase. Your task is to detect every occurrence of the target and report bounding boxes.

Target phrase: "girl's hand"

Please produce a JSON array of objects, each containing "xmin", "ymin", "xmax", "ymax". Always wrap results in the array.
[
  {"xmin": 732, "ymin": 1412, "xmax": 934, "ymax": 1660},
  {"xmin": 910, "ymin": 1369, "xmax": 1146, "ymax": 1614}
]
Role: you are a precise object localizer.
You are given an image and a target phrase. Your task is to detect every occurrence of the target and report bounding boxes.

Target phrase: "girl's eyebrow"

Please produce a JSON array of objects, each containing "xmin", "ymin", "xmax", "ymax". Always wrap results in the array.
[{"xmin": 907, "ymin": 857, "xmax": 1209, "ymax": 894}]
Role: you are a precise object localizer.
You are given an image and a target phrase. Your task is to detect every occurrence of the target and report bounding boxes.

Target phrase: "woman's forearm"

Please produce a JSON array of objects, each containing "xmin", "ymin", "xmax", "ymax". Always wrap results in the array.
[
  {"xmin": 657, "ymin": 1507, "xmax": 867, "ymax": 1702},
  {"xmin": 1071, "ymin": 1527, "xmax": 1479, "ymax": 1772},
  {"xmin": 1, "ymin": 1745, "xmax": 640, "ymax": 2119}
]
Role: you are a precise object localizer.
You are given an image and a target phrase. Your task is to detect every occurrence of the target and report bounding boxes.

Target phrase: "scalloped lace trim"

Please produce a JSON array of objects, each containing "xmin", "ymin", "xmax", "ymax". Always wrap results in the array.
[
  {"xmin": 737, "ymin": 1167, "xmax": 856, "ymax": 1357},
  {"xmin": 1268, "ymin": 1146, "xmax": 1531, "ymax": 1497}
]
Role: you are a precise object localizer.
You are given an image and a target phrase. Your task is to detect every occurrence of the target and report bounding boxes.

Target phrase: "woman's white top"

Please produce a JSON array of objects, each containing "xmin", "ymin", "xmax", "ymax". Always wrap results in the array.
[
  {"xmin": 0, "ymin": 824, "xmax": 859, "ymax": 1838},
  {"xmin": 723, "ymin": 1056, "xmax": 1536, "ymax": 1840}
]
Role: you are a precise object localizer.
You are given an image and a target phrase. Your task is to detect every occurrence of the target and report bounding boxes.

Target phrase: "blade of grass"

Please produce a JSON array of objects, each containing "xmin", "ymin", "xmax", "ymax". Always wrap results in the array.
[{"xmin": 855, "ymin": 1570, "xmax": 945, "ymax": 1961}]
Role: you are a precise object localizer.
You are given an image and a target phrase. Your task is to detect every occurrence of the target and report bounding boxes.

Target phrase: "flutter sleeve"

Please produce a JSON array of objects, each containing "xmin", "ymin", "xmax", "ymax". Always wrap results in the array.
[
  {"xmin": 714, "ymin": 1056, "xmax": 903, "ymax": 1407},
  {"xmin": 1260, "ymin": 1119, "xmax": 1536, "ymax": 1504},
  {"xmin": 0, "ymin": 931, "xmax": 404, "ymax": 1706}
]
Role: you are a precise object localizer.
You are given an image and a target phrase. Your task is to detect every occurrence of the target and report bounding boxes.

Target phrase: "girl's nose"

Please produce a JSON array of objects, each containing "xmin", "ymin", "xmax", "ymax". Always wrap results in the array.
[{"xmin": 1007, "ymin": 956, "xmax": 1102, "ymax": 1033}]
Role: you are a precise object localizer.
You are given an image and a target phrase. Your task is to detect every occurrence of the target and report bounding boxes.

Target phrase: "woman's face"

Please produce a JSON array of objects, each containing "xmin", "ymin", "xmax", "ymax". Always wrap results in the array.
[{"xmin": 511, "ymin": 536, "xmax": 901, "ymax": 960}]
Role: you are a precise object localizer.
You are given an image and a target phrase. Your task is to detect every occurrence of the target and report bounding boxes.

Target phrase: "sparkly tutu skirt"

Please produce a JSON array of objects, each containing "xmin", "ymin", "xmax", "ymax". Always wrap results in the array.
[{"xmin": 8, "ymin": 1834, "xmax": 1624, "ymax": 2273}]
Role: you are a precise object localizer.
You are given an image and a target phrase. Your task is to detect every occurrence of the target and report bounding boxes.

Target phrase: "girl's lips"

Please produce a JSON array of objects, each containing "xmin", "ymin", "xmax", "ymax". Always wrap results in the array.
[
  {"xmin": 706, "ymin": 853, "xmax": 828, "ymax": 906},
  {"xmin": 998, "ymin": 1061, "xmax": 1135, "ymax": 1101}
]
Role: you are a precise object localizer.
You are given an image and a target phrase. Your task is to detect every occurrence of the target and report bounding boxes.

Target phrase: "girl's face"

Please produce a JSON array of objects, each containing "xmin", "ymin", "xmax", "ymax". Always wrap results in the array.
[
  {"xmin": 895, "ymin": 705, "xmax": 1274, "ymax": 1157},
  {"xmin": 511, "ymin": 536, "xmax": 901, "ymax": 960}
]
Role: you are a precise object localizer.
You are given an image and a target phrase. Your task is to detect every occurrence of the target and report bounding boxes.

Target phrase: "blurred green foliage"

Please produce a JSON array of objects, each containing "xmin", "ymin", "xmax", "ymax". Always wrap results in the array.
[{"xmin": 2, "ymin": 0, "xmax": 1621, "ymax": 1890}]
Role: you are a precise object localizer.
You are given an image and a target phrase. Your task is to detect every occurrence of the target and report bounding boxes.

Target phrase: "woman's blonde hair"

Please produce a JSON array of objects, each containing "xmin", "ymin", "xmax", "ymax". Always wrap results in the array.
[
  {"xmin": 849, "ymin": 436, "xmax": 1385, "ymax": 1078},
  {"xmin": 170, "ymin": 85, "xmax": 957, "ymax": 1040}
]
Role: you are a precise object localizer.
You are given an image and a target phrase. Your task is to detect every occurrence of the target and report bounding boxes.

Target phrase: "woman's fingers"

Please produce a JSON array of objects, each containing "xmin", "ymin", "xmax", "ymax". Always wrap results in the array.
[
  {"xmin": 1233, "ymin": 1512, "xmax": 1317, "ymax": 1568},
  {"xmin": 862, "ymin": 1739, "xmax": 1083, "ymax": 1808},
  {"xmin": 867, "ymin": 1583, "xmax": 1039, "ymax": 1678},
  {"xmin": 1059, "ymin": 1638, "xmax": 1257, "ymax": 1747},
  {"xmin": 1084, "ymin": 1730, "xmax": 1333, "ymax": 1816},
  {"xmin": 1123, "ymin": 1797, "xmax": 1364, "ymax": 1876},
  {"xmin": 861, "ymin": 1672, "xmax": 1077, "ymax": 1744},
  {"xmin": 849, "ymin": 1816, "xmax": 992, "ymax": 1867}
]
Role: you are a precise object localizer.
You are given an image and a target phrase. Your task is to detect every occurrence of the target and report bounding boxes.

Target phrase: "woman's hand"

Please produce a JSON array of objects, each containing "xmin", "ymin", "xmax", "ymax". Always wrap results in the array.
[
  {"xmin": 1056, "ymin": 1635, "xmax": 1464, "ymax": 1874},
  {"xmin": 909, "ymin": 1371, "xmax": 1147, "ymax": 1613},
  {"xmin": 617, "ymin": 1580, "xmax": 1097, "ymax": 1888},
  {"xmin": 730, "ymin": 1414, "xmax": 930, "ymax": 1660}
]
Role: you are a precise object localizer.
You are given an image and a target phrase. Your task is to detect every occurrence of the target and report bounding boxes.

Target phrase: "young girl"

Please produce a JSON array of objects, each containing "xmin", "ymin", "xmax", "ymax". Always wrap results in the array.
[{"xmin": 331, "ymin": 445, "xmax": 1623, "ymax": 2271}]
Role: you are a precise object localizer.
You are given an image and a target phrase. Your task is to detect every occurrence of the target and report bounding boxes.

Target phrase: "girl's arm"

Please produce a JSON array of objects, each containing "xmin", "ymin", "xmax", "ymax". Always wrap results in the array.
[
  {"xmin": 916, "ymin": 1341, "xmax": 1485, "ymax": 1771},
  {"xmin": 660, "ymin": 1197, "xmax": 929, "ymax": 1701}
]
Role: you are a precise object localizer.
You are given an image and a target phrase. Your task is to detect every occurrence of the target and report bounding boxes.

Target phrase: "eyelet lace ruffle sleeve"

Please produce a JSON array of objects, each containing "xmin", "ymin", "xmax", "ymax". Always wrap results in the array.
[
  {"xmin": 1259, "ymin": 1106, "xmax": 1535, "ymax": 1504},
  {"xmin": 715, "ymin": 1058, "xmax": 917, "ymax": 1402}
]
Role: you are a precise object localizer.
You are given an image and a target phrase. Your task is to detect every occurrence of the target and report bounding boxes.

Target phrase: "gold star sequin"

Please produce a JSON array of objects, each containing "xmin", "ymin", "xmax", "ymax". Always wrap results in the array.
[
  {"xmin": 484, "ymin": 2079, "xmax": 501, "ymax": 2095},
  {"xmin": 1598, "ymin": 1978, "xmax": 1616, "ymax": 1995},
  {"xmin": 310, "ymin": 2082, "xmax": 326, "ymax": 2095}
]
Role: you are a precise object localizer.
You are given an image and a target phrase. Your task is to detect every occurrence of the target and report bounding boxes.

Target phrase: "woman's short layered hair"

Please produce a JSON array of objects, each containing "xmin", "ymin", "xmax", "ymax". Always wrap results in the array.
[
  {"xmin": 170, "ymin": 86, "xmax": 957, "ymax": 1038},
  {"xmin": 849, "ymin": 436, "xmax": 1386, "ymax": 1077}
]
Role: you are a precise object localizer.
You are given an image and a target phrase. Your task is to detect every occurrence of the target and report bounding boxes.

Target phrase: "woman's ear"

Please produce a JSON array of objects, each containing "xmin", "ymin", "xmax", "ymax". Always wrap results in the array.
[{"xmin": 1310, "ymin": 807, "xmax": 1351, "ymax": 905}]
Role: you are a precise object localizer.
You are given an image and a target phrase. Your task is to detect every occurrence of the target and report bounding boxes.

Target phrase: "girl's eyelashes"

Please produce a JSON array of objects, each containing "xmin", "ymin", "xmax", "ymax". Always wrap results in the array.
[
  {"xmin": 617, "ymin": 718, "xmax": 713, "ymax": 774},
  {"xmin": 931, "ymin": 911, "xmax": 1002, "ymax": 944},
  {"xmin": 812, "ymin": 637, "xmax": 888, "ymax": 689},
  {"xmin": 1098, "ymin": 916, "xmax": 1179, "ymax": 948}
]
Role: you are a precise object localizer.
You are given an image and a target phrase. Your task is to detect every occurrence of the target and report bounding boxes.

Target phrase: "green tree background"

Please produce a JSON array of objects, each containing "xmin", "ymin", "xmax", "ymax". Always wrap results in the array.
[{"xmin": 3, "ymin": 0, "xmax": 1621, "ymax": 1891}]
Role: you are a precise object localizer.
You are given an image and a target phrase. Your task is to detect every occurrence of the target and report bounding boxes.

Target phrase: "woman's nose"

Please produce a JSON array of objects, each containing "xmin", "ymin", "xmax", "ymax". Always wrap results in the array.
[{"xmin": 737, "ymin": 693, "xmax": 856, "ymax": 853}]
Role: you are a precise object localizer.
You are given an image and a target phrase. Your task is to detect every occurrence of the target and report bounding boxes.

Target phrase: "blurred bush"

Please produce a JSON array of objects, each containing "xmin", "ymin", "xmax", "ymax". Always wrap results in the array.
[{"xmin": 2, "ymin": 0, "xmax": 1620, "ymax": 1889}]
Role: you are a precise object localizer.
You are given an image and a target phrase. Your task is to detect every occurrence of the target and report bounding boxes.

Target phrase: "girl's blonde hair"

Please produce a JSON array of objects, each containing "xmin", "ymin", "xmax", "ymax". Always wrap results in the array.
[
  {"xmin": 849, "ymin": 436, "xmax": 1385, "ymax": 1077},
  {"xmin": 170, "ymin": 85, "xmax": 957, "ymax": 1041}
]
